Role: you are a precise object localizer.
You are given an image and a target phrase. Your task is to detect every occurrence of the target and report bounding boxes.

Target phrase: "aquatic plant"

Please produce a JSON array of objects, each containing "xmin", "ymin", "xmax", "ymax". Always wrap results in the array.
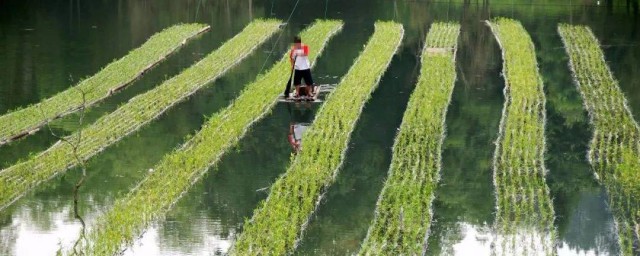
[
  {"xmin": 0, "ymin": 20, "xmax": 282, "ymax": 212},
  {"xmin": 0, "ymin": 24, "xmax": 210, "ymax": 145},
  {"xmin": 72, "ymin": 20, "xmax": 343, "ymax": 256},
  {"xmin": 231, "ymin": 21, "xmax": 404, "ymax": 255},
  {"xmin": 486, "ymin": 18, "xmax": 556, "ymax": 255},
  {"xmin": 358, "ymin": 22, "xmax": 460, "ymax": 255},
  {"xmin": 558, "ymin": 24, "xmax": 640, "ymax": 255}
]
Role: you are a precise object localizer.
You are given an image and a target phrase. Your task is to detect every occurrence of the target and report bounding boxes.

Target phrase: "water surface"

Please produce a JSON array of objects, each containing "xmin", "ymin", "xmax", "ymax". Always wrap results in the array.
[{"xmin": 1, "ymin": 0, "xmax": 639, "ymax": 255}]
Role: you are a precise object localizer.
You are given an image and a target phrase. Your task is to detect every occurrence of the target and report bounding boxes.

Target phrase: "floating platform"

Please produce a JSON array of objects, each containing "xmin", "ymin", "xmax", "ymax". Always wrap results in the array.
[
  {"xmin": 277, "ymin": 84, "xmax": 336, "ymax": 103},
  {"xmin": 425, "ymin": 47, "xmax": 454, "ymax": 55}
]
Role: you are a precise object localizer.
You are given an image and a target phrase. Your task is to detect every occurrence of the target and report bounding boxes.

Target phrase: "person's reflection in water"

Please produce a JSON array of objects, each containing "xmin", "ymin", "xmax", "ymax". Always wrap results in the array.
[{"xmin": 287, "ymin": 103, "xmax": 313, "ymax": 154}]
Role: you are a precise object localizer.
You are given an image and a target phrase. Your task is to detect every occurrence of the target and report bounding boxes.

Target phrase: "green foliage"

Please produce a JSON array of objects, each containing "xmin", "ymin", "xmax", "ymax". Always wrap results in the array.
[
  {"xmin": 558, "ymin": 24, "xmax": 640, "ymax": 255},
  {"xmin": 73, "ymin": 20, "xmax": 343, "ymax": 256},
  {"xmin": 617, "ymin": 148, "xmax": 640, "ymax": 196},
  {"xmin": 0, "ymin": 20, "xmax": 282, "ymax": 212},
  {"xmin": 487, "ymin": 18, "xmax": 556, "ymax": 255},
  {"xmin": 0, "ymin": 23, "xmax": 210, "ymax": 145},
  {"xmin": 358, "ymin": 22, "xmax": 460, "ymax": 255},
  {"xmin": 231, "ymin": 21, "xmax": 404, "ymax": 255}
]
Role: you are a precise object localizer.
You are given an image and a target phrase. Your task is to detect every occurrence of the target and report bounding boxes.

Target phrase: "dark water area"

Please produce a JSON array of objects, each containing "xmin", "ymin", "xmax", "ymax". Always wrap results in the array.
[{"xmin": 0, "ymin": 0, "xmax": 639, "ymax": 255}]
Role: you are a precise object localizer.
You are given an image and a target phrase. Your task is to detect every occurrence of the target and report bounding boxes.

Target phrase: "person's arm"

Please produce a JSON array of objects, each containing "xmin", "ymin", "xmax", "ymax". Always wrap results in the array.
[
  {"xmin": 289, "ymin": 47, "xmax": 295, "ymax": 66},
  {"xmin": 288, "ymin": 124, "xmax": 301, "ymax": 152},
  {"xmin": 287, "ymin": 133, "xmax": 299, "ymax": 152}
]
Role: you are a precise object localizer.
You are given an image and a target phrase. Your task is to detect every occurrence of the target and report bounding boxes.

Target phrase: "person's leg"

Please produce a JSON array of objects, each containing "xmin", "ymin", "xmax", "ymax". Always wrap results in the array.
[
  {"xmin": 302, "ymin": 69, "xmax": 315, "ymax": 96},
  {"xmin": 284, "ymin": 76, "xmax": 293, "ymax": 98},
  {"xmin": 294, "ymin": 70, "xmax": 303, "ymax": 98}
]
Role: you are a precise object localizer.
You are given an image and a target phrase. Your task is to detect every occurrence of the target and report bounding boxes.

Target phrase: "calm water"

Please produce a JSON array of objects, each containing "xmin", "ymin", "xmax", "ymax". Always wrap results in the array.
[{"xmin": 0, "ymin": 0, "xmax": 639, "ymax": 255}]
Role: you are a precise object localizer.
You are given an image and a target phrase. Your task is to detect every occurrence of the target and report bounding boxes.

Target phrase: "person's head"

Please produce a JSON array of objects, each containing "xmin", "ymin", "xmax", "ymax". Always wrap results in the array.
[{"xmin": 293, "ymin": 36, "xmax": 302, "ymax": 45}]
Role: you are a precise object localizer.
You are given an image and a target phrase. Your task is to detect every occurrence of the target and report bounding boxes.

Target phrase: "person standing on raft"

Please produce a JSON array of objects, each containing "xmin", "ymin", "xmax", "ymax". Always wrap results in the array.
[{"xmin": 286, "ymin": 36, "xmax": 316, "ymax": 99}]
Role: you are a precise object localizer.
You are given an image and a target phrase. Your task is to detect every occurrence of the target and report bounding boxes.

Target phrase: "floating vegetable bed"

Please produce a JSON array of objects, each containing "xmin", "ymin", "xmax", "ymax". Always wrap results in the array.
[
  {"xmin": 358, "ymin": 22, "xmax": 460, "ymax": 255},
  {"xmin": 0, "ymin": 23, "xmax": 210, "ymax": 145},
  {"xmin": 74, "ymin": 20, "xmax": 343, "ymax": 256},
  {"xmin": 231, "ymin": 21, "xmax": 404, "ymax": 255},
  {"xmin": 0, "ymin": 20, "xmax": 282, "ymax": 211},
  {"xmin": 559, "ymin": 24, "xmax": 640, "ymax": 255},
  {"xmin": 487, "ymin": 18, "xmax": 556, "ymax": 255}
]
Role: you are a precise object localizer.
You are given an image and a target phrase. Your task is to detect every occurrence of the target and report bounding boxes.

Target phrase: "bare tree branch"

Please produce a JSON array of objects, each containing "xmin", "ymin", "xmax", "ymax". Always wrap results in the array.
[{"xmin": 39, "ymin": 76, "xmax": 88, "ymax": 255}]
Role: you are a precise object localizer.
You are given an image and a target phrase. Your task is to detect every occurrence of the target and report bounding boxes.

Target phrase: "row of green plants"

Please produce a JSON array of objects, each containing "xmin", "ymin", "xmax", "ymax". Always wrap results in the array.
[
  {"xmin": 0, "ymin": 20, "xmax": 282, "ymax": 212},
  {"xmin": 358, "ymin": 22, "xmax": 460, "ymax": 255},
  {"xmin": 558, "ymin": 24, "xmax": 640, "ymax": 255},
  {"xmin": 73, "ymin": 20, "xmax": 344, "ymax": 256},
  {"xmin": 0, "ymin": 23, "xmax": 210, "ymax": 145},
  {"xmin": 231, "ymin": 21, "xmax": 404, "ymax": 255},
  {"xmin": 487, "ymin": 18, "xmax": 556, "ymax": 255}
]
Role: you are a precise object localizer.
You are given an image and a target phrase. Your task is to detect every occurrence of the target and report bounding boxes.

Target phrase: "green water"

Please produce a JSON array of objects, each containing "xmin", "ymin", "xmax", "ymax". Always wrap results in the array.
[{"xmin": 0, "ymin": 0, "xmax": 639, "ymax": 255}]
